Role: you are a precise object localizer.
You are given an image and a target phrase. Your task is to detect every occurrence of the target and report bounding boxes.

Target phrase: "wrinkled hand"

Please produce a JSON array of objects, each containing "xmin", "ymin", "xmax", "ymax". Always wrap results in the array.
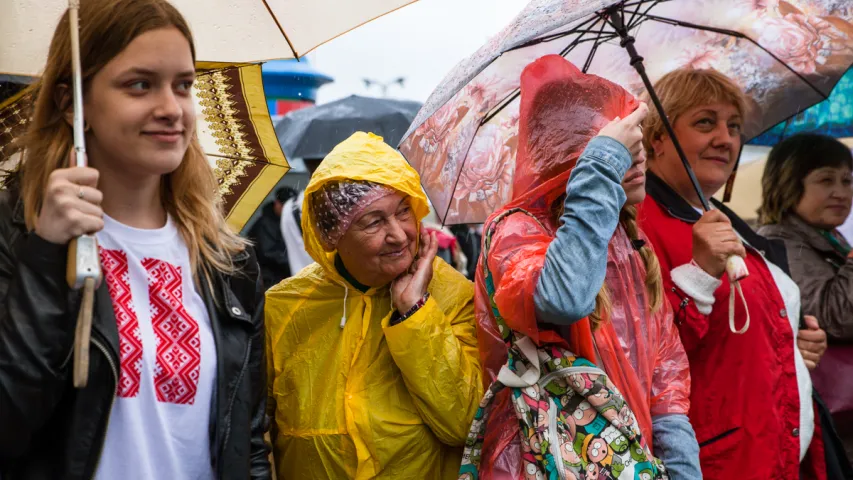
[
  {"xmin": 692, "ymin": 210, "xmax": 747, "ymax": 278},
  {"xmin": 597, "ymin": 102, "xmax": 649, "ymax": 159},
  {"xmin": 798, "ymin": 315, "xmax": 827, "ymax": 370},
  {"xmin": 35, "ymin": 150, "xmax": 104, "ymax": 245},
  {"xmin": 391, "ymin": 228, "xmax": 438, "ymax": 313}
]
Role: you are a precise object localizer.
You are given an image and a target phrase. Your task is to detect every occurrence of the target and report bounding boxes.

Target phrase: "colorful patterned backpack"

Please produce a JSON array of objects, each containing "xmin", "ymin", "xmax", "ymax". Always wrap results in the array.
[{"xmin": 458, "ymin": 209, "xmax": 668, "ymax": 480}]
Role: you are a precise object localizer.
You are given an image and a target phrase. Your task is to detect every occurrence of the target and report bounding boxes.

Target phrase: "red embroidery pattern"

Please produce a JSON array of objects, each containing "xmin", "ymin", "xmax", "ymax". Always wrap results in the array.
[
  {"xmin": 100, "ymin": 249, "xmax": 143, "ymax": 398},
  {"xmin": 143, "ymin": 259, "xmax": 201, "ymax": 405}
]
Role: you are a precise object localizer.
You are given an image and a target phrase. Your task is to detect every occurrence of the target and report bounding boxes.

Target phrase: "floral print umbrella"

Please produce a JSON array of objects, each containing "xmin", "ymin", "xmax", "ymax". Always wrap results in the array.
[{"xmin": 399, "ymin": 0, "xmax": 853, "ymax": 225}]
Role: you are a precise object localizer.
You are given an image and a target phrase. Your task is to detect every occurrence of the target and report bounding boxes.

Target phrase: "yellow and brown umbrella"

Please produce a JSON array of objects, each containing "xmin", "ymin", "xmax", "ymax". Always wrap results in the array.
[{"xmin": 0, "ymin": 63, "xmax": 287, "ymax": 233}]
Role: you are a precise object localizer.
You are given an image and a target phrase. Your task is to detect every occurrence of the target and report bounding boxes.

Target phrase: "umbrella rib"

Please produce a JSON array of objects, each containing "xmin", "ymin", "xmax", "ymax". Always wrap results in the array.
[
  {"xmin": 625, "ymin": 0, "xmax": 646, "ymax": 29},
  {"xmin": 558, "ymin": 32, "xmax": 617, "ymax": 58},
  {"xmin": 486, "ymin": 14, "xmax": 610, "ymax": 123},
  {"xmin": 206, "ymin": 152, "xmax": 277, "ymax": 165},
  {"xmin": 620, "ymin": 0, "xmax": 670, "ymax": 10},
  {"xmin": 641, "ymin": 14, "xmax": 830, "ymax": 100},
  {"xmin": 748, "ymin": 64, "xmax": 853, "ymax": 144},
  {"xmin": 260, "ymin": 0, "xmax": 300, "ymax": 59},
  {"xmin": 482, "ymin": 91, "xmax": 521, "ymax": 126},
  {"xmin": 483, "ymin": 33, "xmax": 615, "ymax": 125},
  {"xmin": 507, "ymin": 14, "xmax": 600, "ymax": 52},
  {"xmin": 563, "ymin": 14, "xmax": 600, "ymax": 58},
  {"xmin": 582, "ymin": 15, "xmax": 610, "ymax": 73},
  {"xmin": 441, "ymin": 126, "xmax": 480, "ymax": 226},
  {"xmin": 583, "ymin": 40, "xmax": 603, "ymax": 73},
  {"xmin": 508, "ymin": 28, "xmax": 606, "ymax": 52},
  {"xmin": 627, "ymin": 0, "xmax": 666, "ymax": 29}
]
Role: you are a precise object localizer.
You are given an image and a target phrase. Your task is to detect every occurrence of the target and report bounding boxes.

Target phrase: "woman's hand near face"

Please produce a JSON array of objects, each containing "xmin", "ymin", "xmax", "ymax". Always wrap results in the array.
[
  {"xmin": 692, "ymin": 210, "xmax": 746, "ymax": 278},
  {"xmin": 391, "ymin": 228, "xmax": 439, "ymax": 313},
  {"xmin": 597, "ymin": 102, "xmax": 649, "ymax": 159},
  {"xmin": 35, "ymin": 151, "xmax": 105, "ymax": 245}
]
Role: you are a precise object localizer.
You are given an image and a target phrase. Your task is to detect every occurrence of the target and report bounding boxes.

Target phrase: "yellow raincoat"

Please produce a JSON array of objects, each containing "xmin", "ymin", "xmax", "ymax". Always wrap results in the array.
[{"xmin": 265, "ymin": 132, "xmax": 482, "ymax": 479}]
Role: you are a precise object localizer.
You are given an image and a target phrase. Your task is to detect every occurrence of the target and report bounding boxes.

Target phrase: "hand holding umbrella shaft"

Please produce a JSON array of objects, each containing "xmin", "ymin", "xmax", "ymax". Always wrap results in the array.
[
  {"xmin": 34, "ymin": 152, "xmax": 104, "ymax": 245},
  {"xmin": 36, "ymin": 151, "xmax": 104, "ymax": 388},
  {"xmin": 692, "ymin": 210, "xmax": 747, "ymax": 279}
]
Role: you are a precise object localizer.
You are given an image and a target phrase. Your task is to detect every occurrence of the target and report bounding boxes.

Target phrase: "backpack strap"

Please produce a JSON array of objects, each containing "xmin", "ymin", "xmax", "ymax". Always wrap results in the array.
[{"xmin": 481, "ymin": 208, "xmax": 546, "ymax": 343}]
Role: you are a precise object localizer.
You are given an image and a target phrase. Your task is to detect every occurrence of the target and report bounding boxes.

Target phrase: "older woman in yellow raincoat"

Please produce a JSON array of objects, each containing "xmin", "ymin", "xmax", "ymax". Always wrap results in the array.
[{"xmin": 265, "ymin": 132, "xmax": 482, "ymax": 479}]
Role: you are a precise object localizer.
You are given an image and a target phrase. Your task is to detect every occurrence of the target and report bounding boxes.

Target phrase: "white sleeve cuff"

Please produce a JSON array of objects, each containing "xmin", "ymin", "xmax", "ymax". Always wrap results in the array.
[{"xmin": 671, "ymin": 263, "xmax": 722, "ymax": 315}]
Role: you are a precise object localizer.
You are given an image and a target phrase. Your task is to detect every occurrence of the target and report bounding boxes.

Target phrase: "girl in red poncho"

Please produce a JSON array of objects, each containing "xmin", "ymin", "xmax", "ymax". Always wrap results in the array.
[{"xmin": 474, "ymin": 55, "xmax": 700, "ymax": 479}]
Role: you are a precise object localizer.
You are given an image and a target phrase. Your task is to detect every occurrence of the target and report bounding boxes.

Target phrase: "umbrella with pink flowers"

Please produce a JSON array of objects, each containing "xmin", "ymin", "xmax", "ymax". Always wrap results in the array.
[{"xmin": 400, "ymin": 0, "xmax": 853, "ymax": 225}]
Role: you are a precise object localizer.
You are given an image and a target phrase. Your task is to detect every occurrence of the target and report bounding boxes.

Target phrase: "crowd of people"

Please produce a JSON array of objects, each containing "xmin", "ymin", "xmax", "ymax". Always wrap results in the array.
[{"xmin": 2, "ymin": 0, "xmax": 853, "ymax": 479}]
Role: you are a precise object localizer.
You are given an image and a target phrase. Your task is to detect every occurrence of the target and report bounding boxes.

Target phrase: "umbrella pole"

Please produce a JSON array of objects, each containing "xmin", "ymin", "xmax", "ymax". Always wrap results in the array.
[
  {"xmin": 607, "ymin": 6, "xmax": 751, "ymax": 307},
  {"xmin": 606, "ymin": 7, "xmax": 711, "ymax": 211},
  {"xmin": 67, "ymin": 0, "xmax": 102, "ymax": 389}
]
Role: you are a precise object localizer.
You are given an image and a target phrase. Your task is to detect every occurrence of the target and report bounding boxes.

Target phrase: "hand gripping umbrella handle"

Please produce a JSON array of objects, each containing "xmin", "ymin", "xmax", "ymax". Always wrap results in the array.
[{"xmin": 67, "ymin": 0, "xmax": 103, "ymax": 388}]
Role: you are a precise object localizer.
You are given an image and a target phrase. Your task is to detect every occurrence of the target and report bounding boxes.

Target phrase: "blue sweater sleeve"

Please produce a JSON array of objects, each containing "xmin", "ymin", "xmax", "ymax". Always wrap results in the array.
[
  {"xmin": 652, "ymin": 414, "xmax": 703, "ymax": 479},
  {"xmin": 533, "ymin": 136, "xmax": 632, "ymax": 325}
]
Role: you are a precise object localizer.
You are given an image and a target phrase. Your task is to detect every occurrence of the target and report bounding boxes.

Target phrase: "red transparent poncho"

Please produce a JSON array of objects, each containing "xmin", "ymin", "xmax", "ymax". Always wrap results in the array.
[{"xmin": 473, "ymin": 55, "xmax": 691, "ymax": 478}]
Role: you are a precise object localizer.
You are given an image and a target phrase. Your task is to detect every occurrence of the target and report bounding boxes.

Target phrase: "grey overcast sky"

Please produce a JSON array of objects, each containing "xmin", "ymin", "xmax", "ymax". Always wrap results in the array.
[{"xmin": 311, "ymin": 0, "xmax": 525, "ymax": 104}]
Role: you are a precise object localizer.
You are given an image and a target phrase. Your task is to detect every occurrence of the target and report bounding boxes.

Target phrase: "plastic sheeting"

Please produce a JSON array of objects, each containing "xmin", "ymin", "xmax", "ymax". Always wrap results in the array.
[
  {"xmin": 309, "ymin": 180, "xmax": 395, "ymax": 251},
  {"xmin": 265, "ymin": 132, "xmax": 482, "ymax": 479},
  {"xmin": 474, "ymin": 55, "xmax": 690, "ymax": 479}
]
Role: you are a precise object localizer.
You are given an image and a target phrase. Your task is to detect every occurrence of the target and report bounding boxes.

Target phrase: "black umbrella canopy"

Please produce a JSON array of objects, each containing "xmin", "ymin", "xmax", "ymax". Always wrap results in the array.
[{"xmin": 276, "ymin": 95, "xmax": 422, "ymax": 160}]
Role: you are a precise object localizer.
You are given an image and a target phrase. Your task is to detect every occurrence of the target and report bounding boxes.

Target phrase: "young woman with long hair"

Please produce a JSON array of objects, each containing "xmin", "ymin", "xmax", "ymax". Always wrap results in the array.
[{"xmin": 0, "ymin": 1, "xmax": 269, "ymax": 478}]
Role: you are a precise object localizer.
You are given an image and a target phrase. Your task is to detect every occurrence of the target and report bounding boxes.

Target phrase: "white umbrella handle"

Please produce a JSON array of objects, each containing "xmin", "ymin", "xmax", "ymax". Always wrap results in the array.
[
  {"xmin": 66, "ymin": 0, "xmax": 102, "ymax": 389},
  {"xmin": 726, "ymin": 255, "xmax": 750, "ymax": 334}
]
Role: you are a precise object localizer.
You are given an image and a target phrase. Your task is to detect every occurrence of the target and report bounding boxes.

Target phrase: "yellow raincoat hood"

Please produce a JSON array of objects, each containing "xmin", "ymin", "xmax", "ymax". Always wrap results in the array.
[
  {"xmin": 265, "ymin": 132, "xmax": 482, "ymax": 479},
  {"xmin": 300, "ymin": 131, "xmax": 431, "ymax": 279}
]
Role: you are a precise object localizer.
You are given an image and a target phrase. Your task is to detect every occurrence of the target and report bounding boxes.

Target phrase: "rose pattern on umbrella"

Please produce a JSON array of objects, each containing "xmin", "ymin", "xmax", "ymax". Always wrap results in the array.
[
  {"xmin": 450, "ymin": 123, "xmax": 516, "ymax": 224},
  {"xmin": 678, "ymin": 43, "xmax": 726, "ymax": 70},
  {"xmin": 758, "ymin": 12, "xmax": 847, "ymax": 74},
  {"xmin": 415, "ymin": 101, "xmax": 461, "ymax": 156},
  {"xmin": 463, "ymin": 75, "xmax": 504, "ymax": 112},
  {"xmin": 407, "ymin": 101, "xmax": 465, "ymax": 211}
]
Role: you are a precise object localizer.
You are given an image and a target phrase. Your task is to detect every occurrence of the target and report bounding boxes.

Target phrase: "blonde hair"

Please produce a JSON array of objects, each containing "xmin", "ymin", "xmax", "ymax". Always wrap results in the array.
[
  {"xmin": 17, "ymin": 0, "xmax": 245, "ymax": 279},
  {"xmin": 642, "ymin": 68, "xmax": 749, "ymax": 159},
  {"xmin": 621, "ymin": 206, "xmax": 663, "ymax": 313}
]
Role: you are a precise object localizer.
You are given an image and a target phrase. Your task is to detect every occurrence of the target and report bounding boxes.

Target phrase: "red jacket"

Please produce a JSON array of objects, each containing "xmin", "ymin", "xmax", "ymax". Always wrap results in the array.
[{"xmin": 638, "ymin": 173, "xmax": 826, "ymax": 480}]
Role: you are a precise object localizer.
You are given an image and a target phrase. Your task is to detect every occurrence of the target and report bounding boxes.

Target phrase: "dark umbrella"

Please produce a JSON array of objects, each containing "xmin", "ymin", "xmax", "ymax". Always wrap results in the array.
[{"xmin": 276, "ymin": 95, "xmax": 422, "ymax": 159}]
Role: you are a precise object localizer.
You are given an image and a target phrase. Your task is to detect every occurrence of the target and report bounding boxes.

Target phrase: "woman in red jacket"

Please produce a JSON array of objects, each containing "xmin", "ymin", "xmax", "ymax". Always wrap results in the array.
[{"xmin": 637, "ymin": 68, "xmax": 849, "ymax": 479}]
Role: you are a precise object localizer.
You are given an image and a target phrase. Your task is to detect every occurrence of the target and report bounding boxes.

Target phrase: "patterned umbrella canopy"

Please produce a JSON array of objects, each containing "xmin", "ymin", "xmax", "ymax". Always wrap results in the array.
[
  {"xmin": 0, "ymin": 63, "xmax": 288, "ymax": 232},
  {"xmin": 750, "ymin": 65, "xmax": 853, "ymax": 145},
  {"xmin": 400, "ymin": 0, "xmax": 853, "ymax": 224}
]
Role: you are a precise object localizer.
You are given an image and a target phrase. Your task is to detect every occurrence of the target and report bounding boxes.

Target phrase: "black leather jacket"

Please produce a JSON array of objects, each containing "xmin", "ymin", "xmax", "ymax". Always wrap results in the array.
[{"xmin": 0, "ymin": 186, "xmax": 271, "ymax": 479}]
